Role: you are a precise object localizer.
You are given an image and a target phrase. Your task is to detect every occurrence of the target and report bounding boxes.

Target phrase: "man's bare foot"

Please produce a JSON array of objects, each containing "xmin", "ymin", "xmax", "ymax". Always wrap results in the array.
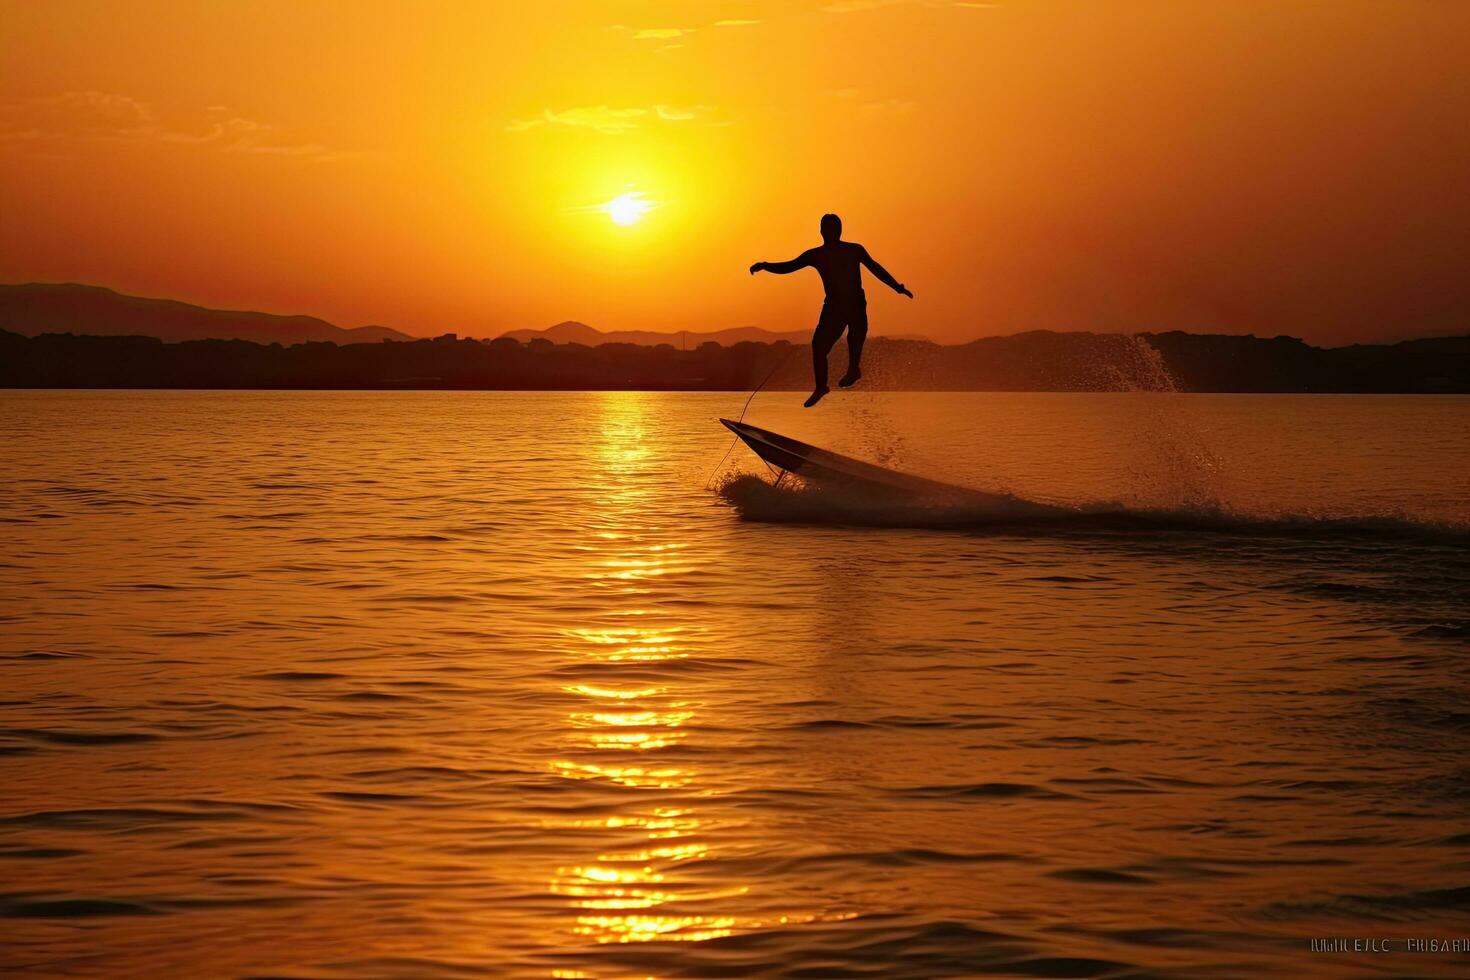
[
  {"xmin": 803, "ymin": 387, "xmax": 830, "ymax": 408},
  {"xmin": 838, "ymin": 369, "xmax": 862, "ymax": 388}
]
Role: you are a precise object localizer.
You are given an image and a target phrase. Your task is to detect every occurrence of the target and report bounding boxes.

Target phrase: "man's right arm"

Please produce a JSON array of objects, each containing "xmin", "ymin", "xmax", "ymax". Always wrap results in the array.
[{"xmin": 750, "ymin": 250, "xmax": 813, "ymax": 275}]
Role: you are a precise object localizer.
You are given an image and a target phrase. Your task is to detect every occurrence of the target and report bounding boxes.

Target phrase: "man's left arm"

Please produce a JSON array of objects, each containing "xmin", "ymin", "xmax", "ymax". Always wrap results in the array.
[{"xmin": 860, "ymin": 247, "xmax": 913, "ymax": 298}]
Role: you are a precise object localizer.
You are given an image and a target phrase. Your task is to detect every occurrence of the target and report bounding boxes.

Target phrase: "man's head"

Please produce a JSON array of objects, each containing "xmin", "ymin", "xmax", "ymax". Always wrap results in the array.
[{"xmin": 820, "ymin": 213, "xmax": 842, "ymax": 243}]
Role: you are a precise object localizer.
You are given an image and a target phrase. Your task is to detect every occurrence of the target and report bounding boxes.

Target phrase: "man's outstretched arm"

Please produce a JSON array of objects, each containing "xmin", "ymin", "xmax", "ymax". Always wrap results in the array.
[
  {"xmin": 860, "ymin": 247, "xmax": 913, "ymax": 297},
  {"xmin": 750, "ymin": 250, "xmax": 813, "ymax": 275}
]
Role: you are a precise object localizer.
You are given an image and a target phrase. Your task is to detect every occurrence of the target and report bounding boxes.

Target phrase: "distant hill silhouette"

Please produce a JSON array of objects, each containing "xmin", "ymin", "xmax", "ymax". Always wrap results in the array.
[
  {"xmin": 0, "ymin": 283, "xmax": 413, "ymax": 345},
  {"xmin": 499, "ymin": 321, "xmax": 933, "ymax": 347},
  {"xmin": 2, "ymin": 327, "xmax": 1465, "ymax": 393},
  {"xmin": 1, "ymin": 283, "xmax": 937, "ymax": 350}
]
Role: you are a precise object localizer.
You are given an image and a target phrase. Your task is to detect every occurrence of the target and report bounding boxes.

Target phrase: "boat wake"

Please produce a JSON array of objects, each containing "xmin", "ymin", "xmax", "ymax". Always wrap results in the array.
[{"xmin": 715, "ymin": 473, "xmax": 1470, "ymax": 543}]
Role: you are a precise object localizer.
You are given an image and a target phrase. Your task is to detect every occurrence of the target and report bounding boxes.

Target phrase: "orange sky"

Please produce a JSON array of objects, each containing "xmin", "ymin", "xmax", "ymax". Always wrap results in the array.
[{"xmin": 2, "ymin": 1, "xmax": 1467, "ymax": 345}]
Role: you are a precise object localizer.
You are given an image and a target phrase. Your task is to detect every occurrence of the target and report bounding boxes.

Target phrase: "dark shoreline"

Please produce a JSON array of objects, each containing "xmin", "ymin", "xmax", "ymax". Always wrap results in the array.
[{"xmin": 3, "ymin": 328, "xmax": 1467, "ymax": 393}]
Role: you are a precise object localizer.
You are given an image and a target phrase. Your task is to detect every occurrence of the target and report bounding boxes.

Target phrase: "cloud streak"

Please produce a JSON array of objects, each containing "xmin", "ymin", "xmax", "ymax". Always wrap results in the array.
[
  {"xmin": 863, "ymin": 98, "xmax": 918, "ymax": 114},
  {"xmin": 611, "ymin": 17, "xmax": 763, "ymax": 42},
  {"xmin": 0, "ymin": 91, "xmax": 340, "ymax": 159},
  {"xmin": 507, "ymin": 103, "xmax": 716, "ymax": 135},
  {"xmin": 824, "ymin": 0, "xmax": 997, "ymax": 11}
]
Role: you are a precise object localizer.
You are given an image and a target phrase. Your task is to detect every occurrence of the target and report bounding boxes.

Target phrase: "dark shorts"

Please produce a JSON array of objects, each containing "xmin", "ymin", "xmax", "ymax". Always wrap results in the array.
[{"xmin": 814, "ymin": 294, "xmax": 868, "ymax": 348}]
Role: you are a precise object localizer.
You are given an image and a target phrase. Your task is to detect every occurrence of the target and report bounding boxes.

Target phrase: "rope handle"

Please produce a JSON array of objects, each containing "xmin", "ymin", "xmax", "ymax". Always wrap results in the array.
[{"xmin": 704, "ymin": 345, "xmax": 800, "ymax": 488}]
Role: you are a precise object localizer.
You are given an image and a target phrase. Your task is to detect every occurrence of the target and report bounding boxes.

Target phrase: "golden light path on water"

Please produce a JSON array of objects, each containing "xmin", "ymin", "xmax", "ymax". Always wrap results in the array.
[{"xmin": 545, "ymin": 394, "xmax": 850, "ymax": 954}]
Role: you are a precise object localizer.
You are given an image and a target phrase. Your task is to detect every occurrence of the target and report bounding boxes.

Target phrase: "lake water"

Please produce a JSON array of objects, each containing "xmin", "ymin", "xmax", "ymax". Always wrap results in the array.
[{"xmin": 2, "ymin": 389, "xmax": 1468, "ymax": 979}]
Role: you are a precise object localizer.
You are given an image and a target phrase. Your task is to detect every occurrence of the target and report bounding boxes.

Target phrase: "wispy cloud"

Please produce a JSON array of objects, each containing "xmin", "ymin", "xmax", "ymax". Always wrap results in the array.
[
  {"xmin": 0, "ymin": 91, "xmax": 155, "ymax": 141},
  {"xmin": 823, "ymin": 89, "xmax": 917, "ymax": 114},
  {"xmin": 164, "ymin": 113, "xmax": 335, "ymax": 157},
  {"xmin": 652, "ymin": 104, "xmax": 713, "ymax": 121},
  {"xmin": 0, "ymin": 91, "xmax": 340, "ymax": 159},
  {"xmin": 508, "ymin": 105, "xmax": 647, "ymax": 135},
  {"xmin": 632, "ymin": 27, "xmax": 691, "ymax": 40},
  {"xmin": 613, "ymin": 16, "xmax": 763, "ymax": 42},
  {"xmin": 863, "ymin": 98, "xmax": 918, "ymax": 114},
  {"xmin": 507, "ymin": 103, "xmax": 716, "ymax": 135},
  {"xmin": 824, "ymin": 0, "xmax": 997, "ymax": 11}
]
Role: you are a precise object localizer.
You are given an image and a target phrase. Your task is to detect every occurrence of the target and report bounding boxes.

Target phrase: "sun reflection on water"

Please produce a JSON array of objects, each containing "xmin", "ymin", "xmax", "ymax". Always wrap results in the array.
[
  {"xmin": 542, "ymin": 393, "xmax": 743, "ymax": 946},
  {"xmin": 564, "ymin": 684, "xmax": 666, "ymax": 700},
  {"xmin": 540, "ymin": 393, "xmax": 854, "ymax": 952},
  {"xmin": 551, "ymin": 759, "xmax": 693, "ymax": 790},
  {"xmin": 566, "ymin": 626, "xmax": 689, "ymax": 661}
]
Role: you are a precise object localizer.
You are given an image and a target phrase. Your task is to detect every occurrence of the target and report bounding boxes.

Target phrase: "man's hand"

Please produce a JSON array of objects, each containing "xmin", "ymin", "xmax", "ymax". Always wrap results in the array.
[
  {"xmin": 898, "ymin": 284, "xmax": 914, "ymax": 298},
  {"xmin": 748, "ymin": 261, "xmax": 766, "ymax": 275}
]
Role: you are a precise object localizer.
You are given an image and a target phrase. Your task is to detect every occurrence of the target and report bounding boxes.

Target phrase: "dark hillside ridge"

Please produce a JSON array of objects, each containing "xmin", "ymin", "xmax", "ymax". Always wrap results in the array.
[
  {"xmin": 2, "ymin": 328, "xmax": 1465, "ymax": 393},
  {"xmin": 0, "ymin": 283, "xmax": 413, "ymax": 345}
]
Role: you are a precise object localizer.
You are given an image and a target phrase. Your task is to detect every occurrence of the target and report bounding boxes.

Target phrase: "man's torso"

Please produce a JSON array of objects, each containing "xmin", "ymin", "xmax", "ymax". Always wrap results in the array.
[{"xmin": 804, "ymin": 241, "xmax": 866, "ymax": 302}]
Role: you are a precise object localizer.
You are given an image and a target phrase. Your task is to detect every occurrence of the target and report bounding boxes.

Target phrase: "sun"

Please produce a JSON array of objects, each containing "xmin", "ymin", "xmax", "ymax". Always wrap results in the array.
[{"xmin": 605, "ymin": 191, "xmax": 654, "ymax": 226}]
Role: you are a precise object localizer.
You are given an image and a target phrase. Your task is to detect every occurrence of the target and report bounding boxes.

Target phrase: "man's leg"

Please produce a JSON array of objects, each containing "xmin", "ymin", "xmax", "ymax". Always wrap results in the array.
[
  {"xmin": 838, "ymin": 302, "xmax": 867, "ymax": 387},
  {"xmin": 807, "ymin": 305, "xmax": 844, "ymax": 407}
]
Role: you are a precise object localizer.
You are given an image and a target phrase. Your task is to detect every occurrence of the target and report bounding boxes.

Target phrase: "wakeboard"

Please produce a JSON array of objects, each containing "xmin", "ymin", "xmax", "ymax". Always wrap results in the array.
[{"xmin": 719, "ymin": 418, "xmax": 1066, "ymax": 517}]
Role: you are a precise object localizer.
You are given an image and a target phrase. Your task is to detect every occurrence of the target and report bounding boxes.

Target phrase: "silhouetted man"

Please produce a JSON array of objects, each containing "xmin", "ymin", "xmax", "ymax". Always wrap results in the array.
[{"xmin": 750, "ymin": 213, "xmax": 912, "ymax": 407}]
